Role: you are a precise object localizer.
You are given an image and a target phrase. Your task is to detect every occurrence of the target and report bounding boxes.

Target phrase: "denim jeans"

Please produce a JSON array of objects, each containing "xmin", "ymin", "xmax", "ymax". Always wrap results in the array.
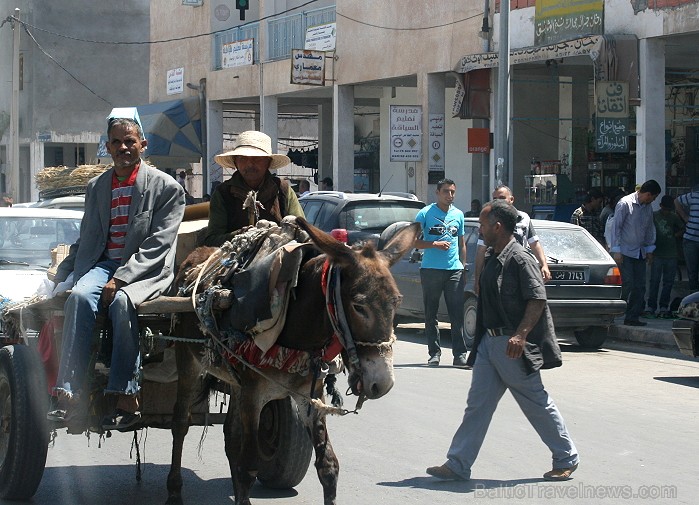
[
  {"xmin": 683, "ymin": 239, "xmax": 699, "ymax": 292},
  {"xmin": 620, "ymin": 255, "xmax": 647, "ymax": 322},
  {"xmin": 444, "ymin": 333, "xmax": 579, "ymax": 479},
  {"xmin": 54, "ymin": 260, "xmax": 141, "ymax": 398},
  {"xmin": 419, "ymin": 268, "xmax": 466, "ymax": 358},
  {"xmin": 647, "ymin": 256, "xmax": 678, "ymax": 312}
]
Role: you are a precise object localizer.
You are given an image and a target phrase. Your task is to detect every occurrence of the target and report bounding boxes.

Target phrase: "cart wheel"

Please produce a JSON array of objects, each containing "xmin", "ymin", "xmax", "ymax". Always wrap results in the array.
[
  {"xmin": 0, "ymin": 345, "xmax": 50, "ymax": 500},
  {"xmin": 256, "ymin": 397, "xmax": 312, "ymax": 489}
]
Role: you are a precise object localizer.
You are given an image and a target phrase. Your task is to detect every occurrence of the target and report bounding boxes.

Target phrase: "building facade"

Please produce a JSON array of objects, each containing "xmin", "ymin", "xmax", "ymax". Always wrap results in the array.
[
  {"xmin": 0, "ymin": 0, "xmax": 150, "ymax": 203},
  {"xmin": 3, "ymin": 1, "xmax": 699, "ymax": 210}
]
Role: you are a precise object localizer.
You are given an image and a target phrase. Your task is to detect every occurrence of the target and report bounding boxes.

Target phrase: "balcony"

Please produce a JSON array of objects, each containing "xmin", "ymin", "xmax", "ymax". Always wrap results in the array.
[{"xmin": 212, "ymin": 5, "xmax": 335, "ymax": 69}]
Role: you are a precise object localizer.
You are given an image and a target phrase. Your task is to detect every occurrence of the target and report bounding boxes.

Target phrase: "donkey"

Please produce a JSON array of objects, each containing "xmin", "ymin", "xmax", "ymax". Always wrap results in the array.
[{"xmin": 166, "ymin": 217, "xmax": 420, "ymax": 505}]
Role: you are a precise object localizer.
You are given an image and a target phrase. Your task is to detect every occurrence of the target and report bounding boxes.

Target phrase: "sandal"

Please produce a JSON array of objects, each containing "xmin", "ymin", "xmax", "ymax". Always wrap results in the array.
[{"xmin": 102, "ymin": 409, "xmax": 142, "ymax": 431}]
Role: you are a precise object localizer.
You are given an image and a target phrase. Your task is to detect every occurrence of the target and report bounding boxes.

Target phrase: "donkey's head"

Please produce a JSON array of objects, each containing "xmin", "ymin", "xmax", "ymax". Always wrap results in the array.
[{"xmin": 296, "ymin": 217, "xmax": 420, "ymax": 400}]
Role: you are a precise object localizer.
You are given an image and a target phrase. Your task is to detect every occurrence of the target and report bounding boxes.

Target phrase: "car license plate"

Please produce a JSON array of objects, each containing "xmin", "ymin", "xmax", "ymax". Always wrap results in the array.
[{"xmin": 551, "ymin": 270, "xmax": 585, "ymax": 281}]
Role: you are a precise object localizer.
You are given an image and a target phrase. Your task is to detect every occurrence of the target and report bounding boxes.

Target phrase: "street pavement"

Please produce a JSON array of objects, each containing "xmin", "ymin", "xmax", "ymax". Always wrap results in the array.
[{"xmin": 12, "ymin": 325, "xmax": 699, "ymax": 505}]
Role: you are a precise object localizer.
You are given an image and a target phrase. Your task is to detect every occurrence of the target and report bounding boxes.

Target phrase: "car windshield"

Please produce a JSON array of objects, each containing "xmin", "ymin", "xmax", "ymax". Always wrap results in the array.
[
  {"xmin": 340, "ymin": 202, "xmax": 422, "ymax": 231},
  {"xmin": 0, "ymin": 216, "xmax": 81, "ymax": 268},
  {"xmin": 536, "ymin": 227, "xmax": 610, "ymax": 262}
]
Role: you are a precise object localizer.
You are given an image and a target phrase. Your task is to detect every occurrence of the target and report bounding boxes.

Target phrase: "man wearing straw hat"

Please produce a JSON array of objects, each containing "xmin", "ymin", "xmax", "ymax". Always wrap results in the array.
[{"xmin": 205, "ymin": 131, "xmax": 304, "ymax": 246}]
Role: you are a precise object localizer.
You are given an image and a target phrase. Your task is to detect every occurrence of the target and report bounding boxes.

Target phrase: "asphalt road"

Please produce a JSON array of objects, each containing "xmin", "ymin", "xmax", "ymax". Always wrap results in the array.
[{"xmin": 7, "ymin": 328, "xmax": 699, "ymax": 505}]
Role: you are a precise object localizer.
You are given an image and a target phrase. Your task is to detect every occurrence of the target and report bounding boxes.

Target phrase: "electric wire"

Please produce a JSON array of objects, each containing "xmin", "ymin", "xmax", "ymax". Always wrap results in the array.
[
  {"xmin": 2, "ymin": 0, "xmax": 320, "ymax": 45},
  {"xmin": 335, "ymin": 9, "xmax": 484, "ymax": 31},
  {"xmin": 19, "ymin": 21, "xmax": 113, "ymax": 106}
]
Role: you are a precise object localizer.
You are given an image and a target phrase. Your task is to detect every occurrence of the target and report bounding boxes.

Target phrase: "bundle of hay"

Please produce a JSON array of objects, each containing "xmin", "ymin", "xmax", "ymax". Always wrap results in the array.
[{"xmin": 35, "ymin": 164, "xmax": 112, "ymax": 193}]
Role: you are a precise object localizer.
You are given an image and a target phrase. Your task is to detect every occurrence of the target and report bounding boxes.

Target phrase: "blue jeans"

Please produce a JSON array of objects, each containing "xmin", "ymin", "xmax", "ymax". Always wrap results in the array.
[
  {"xmin": 444, "ymin": 334, "xmax": 579, "ymax": 479},
  {"xmin": 419, "ymin": 268, "xmax": 467, "ymax": 357},
  {"xmin": 647, "ymin": 257, "xmax": 677, "ymax": 312},
  {"xmin": 683, "ymin": 239, "xmax": 699, "ymax": 292},
  {"xmin": 54, "ymin": 260, "xmax": 141, "ymax": 398},
  {"xmin": 620, "ymin": 255, "xmax": 647, "ymax": 322}
]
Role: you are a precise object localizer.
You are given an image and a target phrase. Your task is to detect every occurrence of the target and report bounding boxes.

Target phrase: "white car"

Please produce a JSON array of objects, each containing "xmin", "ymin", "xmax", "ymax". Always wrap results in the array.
[
  {"xmin": 13, "ymin": 194, "xmax": 86, "ymax": 211},
  {"xmin": 0, "ymin": 207, "xmax": 83, "ymax": 304}
]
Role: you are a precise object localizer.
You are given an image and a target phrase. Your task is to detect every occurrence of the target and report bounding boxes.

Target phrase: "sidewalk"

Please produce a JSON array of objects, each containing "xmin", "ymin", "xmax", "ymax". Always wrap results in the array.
[{"xmin": 608, "ymin": 314, "xmax": 676, "ymax": 348}]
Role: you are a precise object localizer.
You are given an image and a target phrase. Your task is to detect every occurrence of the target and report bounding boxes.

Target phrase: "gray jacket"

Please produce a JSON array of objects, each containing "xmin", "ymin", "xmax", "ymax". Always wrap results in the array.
[{"xmin": 56, "ymin": 162, "xmax": 186, "ymax": 306}]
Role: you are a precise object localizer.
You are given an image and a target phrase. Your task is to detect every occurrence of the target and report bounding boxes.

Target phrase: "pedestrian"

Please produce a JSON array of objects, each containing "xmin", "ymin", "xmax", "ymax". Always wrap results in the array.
[
  {"xmin": 426, "ymin": 199, "xmax": 579, "ymax": 482},
  {"xmin": 48, "ymin": 114, "xmax": 186, "ymax": 430},
  {"xmin": 298, "ymin": 179, "xmax": 311, "ymax": 197},
  {"xmin": 600, "ymin": 189, "xmax": 623, "ymax": 228},
  {"xmin": 176, "ymin": 170, "xmax": 187, "ymax": 187},
  {"xmin": 414, "ymin": 178, "xmax": 469, "ymax": 368},
  {"xmin": 474, "ymin": 185, "xmax": 551, "ymax": 294},
  {"xmin": 600, "ymin": 191, "xmax": 629, "ymax": 252},
  {"xmin": 465, "ymin": 199, "xmax": 482, "ymax": 217},
  {"xmin": 570, "ymin": 188, "xmax": 605, "ymax": 245},
  {"xmin": 674, "ymin": 184, "xmax": 699, "ymax": 293},
  {"xmin": 644, "ymin": 195, "xmax": 684, "ymax": 318},
  {"xmin": 320, "ymin": 177, "xmax": 334, "ymax": 191},
  {"xmin": 609, "ymin": 179, "xmax": 661, "ymax": 326},
  {"xmin": 204, "ymin": 130, "xmax": 305, "ymax": 247}
]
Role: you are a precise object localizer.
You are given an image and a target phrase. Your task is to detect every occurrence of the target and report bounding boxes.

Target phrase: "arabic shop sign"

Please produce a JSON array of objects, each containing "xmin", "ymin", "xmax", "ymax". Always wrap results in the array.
[
  {"xmin": 166, "ymin": 67, "xmax": 184, "ymax": 95},
  {"xmin": 595, "ymin": 81, "xmax": 629, "ymax": 153},
  {"xmin": 535, "ymin": 0, "xmax": 604, "ymax": 46},
  {"xmin": 222, "ymin": 39, "xmax": 254, "ymax": 68},
  {"xmin": 290, "ymin": 49, "xmax": 326, "ymax": 86},
  {"xmin": 428, "ymin": 114, "xmax": 445, "ymax": 171},
  {"xmin": 454, "ymin": 35, "xmax": 601, "ymax": 74},
  {"xmin": 390, "ymin": 105, "xmax": 422, "ymax": 162},
  {"xmin": 305, "ymin": 22, "xmax": 336, "ymax": 51}
]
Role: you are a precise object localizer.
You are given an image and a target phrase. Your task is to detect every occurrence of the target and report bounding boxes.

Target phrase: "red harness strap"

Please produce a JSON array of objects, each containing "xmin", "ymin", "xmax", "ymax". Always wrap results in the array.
[{"xmin": 321, "ymin": 259, "xmax": 344, "ymax": 362}]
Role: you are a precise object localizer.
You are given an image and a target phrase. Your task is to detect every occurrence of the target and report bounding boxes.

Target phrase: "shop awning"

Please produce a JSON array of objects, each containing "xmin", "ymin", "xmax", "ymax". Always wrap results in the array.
[
  {"xmin": 452, "ymin": 34, "xmax": 638, "ymax": 116},
  {"xmin": 137, "ymin": 96, "xmax": 202, "ymax": 168}
]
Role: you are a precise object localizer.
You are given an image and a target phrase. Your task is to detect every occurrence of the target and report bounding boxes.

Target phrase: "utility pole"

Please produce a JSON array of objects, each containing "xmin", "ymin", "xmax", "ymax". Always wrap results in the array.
[
  {"xmin": 494, "ymin": 1, "xmax": 509, "ymax": 187},
  {"xmin": 9, "ymin": 8, "xmax": 20, "ymax": 200}
]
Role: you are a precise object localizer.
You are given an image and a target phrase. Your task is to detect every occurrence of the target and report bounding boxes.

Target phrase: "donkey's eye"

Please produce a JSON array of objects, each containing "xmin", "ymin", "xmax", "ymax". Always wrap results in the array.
[{"xmin": 353, "ymin": 304, "xmax": 367, "ymax": 316}]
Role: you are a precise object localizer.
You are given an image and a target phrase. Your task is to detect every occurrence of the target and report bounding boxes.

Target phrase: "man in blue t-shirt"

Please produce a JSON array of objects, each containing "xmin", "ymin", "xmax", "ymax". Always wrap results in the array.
[{"xmin": 414, "ymin": 178, "xmax": 469, "ymax": 368}]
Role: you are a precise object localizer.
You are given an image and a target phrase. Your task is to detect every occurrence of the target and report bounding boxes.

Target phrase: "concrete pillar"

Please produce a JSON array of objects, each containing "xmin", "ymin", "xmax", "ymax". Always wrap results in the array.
[
  {"xmin": 260, "ymin": 94, "xmax": 278, "ymax": 153},
  {"xmin": 207, "ymin": 99, "xmax": 224, "ymax": 191},
  {"xmin": 559, "ymin": 76, "xmax": 573, "ymax": 176},
  {"xmin": 318, "ymin": 101, "xmax": 333, "ymax": 180},
  {"xmin": 30, "ymin": 141, "xmax": 43, "ymax": 201},
  {"xmin": 637, "ymin": 38, "xmax": 665, "ymax": 193},
  {"xmin": 417, "ymin": 73, "xmax": 447, "ymax": 203},
  {"xmin": 333, "ymin": 84, "xmax": 354, "ymax": 191}
]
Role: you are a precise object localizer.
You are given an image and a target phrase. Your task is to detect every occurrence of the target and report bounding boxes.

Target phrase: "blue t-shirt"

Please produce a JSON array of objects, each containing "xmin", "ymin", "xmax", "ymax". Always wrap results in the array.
[{"xmin": 415, "ymin": 203, "xmax": 465, "ymax": 270}]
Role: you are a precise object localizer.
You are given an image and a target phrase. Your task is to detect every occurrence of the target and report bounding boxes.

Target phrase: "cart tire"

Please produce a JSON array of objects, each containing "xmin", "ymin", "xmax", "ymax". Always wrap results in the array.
[
  {"xmin": 0, "ymin": 345, "xmax": 50, "ymax": 500},
  {"xmin": 256, "ymin": 397, "xmax": 312, "ymax": 489}
]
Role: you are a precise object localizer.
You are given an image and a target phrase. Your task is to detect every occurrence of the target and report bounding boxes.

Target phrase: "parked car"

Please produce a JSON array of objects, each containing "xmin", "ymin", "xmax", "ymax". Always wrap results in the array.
[
  {"xmin": 390, "ymin": 217, "xmax": 626, "ymax": 349},
  {"xmin": 13, "ymin": 195, "xmax": 86, "ymax": 211},
  {"xmin": 298, "ymin": 191, "xmax": 425, "ymax": 246},
  {"xmin": 0, "ymin": 207, "xmax": 83, "ymax": 306},
  {"xmin": 671, "ymin": 292, "xmax": 699, "ymax": 358}
]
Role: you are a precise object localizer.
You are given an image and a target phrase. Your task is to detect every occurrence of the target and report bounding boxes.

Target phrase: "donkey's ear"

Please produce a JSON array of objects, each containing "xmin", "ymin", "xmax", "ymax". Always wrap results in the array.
[{"xmin": 379, "ymin": 222, "xmax": 420, "ymax": 267}]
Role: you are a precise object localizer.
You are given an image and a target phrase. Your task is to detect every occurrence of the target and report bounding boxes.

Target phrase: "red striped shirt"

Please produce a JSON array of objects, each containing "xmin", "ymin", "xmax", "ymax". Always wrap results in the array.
[{"xmin": 106, "ymin": 164, "xmax": 140, "ymax": 261}]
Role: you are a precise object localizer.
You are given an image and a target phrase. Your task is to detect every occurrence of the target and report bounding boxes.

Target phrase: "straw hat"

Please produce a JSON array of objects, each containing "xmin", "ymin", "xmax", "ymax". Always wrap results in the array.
[{"xmin": 215, "ymin": 131, "xmax": 290, "ymax": 170}]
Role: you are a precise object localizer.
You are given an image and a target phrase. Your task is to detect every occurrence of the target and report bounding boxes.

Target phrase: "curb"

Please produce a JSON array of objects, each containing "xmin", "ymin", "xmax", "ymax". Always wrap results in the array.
[{"xmin": 608, "ymin": 323, "xmax": 676, "ymax": 348}]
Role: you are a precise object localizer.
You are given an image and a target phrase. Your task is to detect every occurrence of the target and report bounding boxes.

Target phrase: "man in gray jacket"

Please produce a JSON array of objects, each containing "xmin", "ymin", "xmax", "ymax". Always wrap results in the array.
[{"xmin": 48, "ymin": 115, "xmax": 186, "ymax": 430}]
